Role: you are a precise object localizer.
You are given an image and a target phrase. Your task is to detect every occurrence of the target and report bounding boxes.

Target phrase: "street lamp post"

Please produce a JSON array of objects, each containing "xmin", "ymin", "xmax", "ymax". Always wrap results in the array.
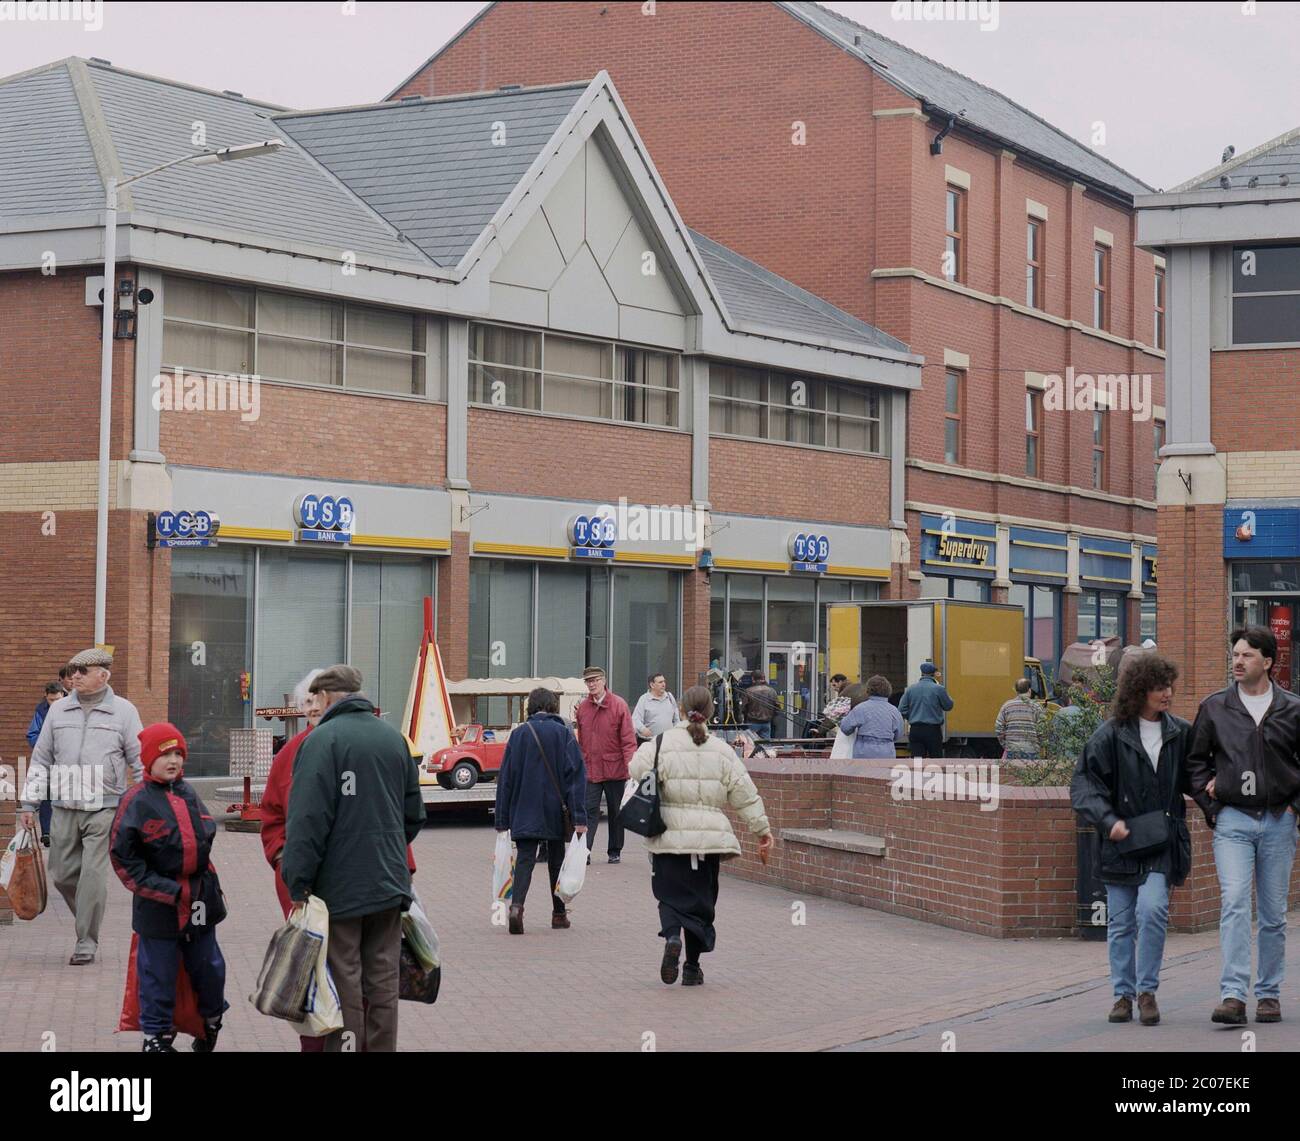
[{"xmin": 93, "ymin": 140, "xmax": 284, "ymax": 646}]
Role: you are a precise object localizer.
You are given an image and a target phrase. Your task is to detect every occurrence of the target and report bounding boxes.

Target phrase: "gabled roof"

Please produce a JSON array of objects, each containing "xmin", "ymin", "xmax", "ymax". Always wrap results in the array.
[
  {"xmin": 780, "ymin": 2, "xmax": 1151, "ymax": 200},
  {"xmin": 275, "ymin": 84, "xmax": 589, "ymax": 268},
  {"xmin": 1173, "ymin": 124, "xmax": 1300, "ymax": 193},
  {"xmin": 691, "ymin": 230, "xmax": 909, "ymax": 353}
]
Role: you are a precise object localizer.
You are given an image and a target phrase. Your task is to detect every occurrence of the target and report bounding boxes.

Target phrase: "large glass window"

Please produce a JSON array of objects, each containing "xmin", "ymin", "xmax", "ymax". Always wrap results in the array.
[
  {"xmin": 351, "ymin": 557, "xmax": 432, "ymax": 728},
  {"xmin": 766, "ymin": 576, "xmax": 816, "ymax": 643},
  {"xmin": 1141, "ymin": 594, "xmax": 1157, "ymax": 641},
  {"xmin": 921, "ymin": 575, "xmax": 989, "ymax": 602},
  {"xmin": 727, "ymin": 574, "xmax": 765, "ymax": 674},
  {"xmin": 1078, "ymin": 589, "xmax": 1126, "ymax": 643},
  {"xmin": 162, "ymin": 275, "xmax": 434, "ymax": 397},
  {"xmin": 255, "ymin": 550, "xmax": 347, "ymax": 715},
  {"xmin": 710, "ymin": 364, "xmax": 885, "ymax": 455},
  {"xmin": 168, "ymin": 548, "xmax": 254, "ymax": 777},
  {"xmin": 536, "ymin": 564, "xmax": 609, "ymax": 679},
  {"xmin": 1010, "ymin": 583, "xmax": 1060, "ymax": 678},
  {"xmin": 612, "ymin": 568, "xmax": 680, "ymax": 705},
  {"xmin": 468, "ymin": 322, "xmax": 679, "ymax": 427},
  {"xmin": 1232, "ymin": 245, "xmax": 1300, "ymax": 345}
]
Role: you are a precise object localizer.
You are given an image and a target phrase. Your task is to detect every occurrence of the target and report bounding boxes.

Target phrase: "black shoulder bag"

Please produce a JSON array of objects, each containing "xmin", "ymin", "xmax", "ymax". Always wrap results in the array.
[
  {"xmin": 1114, "ymin": 737, "xmax": 1181, "ymax": 860},
  {"xmin": 525, "ymin": 721, "xmax": 574, "ymax": 842},
  {"xmin": 620, "ymin": 733, "xmax": 666, "ymax": 837}
]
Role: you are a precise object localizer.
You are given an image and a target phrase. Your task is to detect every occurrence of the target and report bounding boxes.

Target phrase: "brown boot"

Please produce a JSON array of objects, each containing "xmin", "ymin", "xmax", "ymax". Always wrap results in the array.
[
  {"xmin": 1256, "ymin": 998, "xmax": 1282, "ymax": 1023},
  {"xmin": 1108, "ymin": 996, "xmax": 1132, "ymax": 1023},
  {"xmin": 1137, "ymin": 992, "xmax": 1160, "ymax": 1025},
  {"xmin": 508, "ymin": 906, "xmax": 524, "ymax": 935},
  {"xmin": 1212, "ymin": 997, "xmax": 1247, "ymax": 1024},
  {"xmin": 551, "ymin": 912, "xmax": 570, "ymax": 929}
]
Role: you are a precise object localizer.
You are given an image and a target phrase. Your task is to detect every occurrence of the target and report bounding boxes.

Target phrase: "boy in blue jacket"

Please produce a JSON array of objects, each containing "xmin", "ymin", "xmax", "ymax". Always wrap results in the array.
[{"xmin": 110, "ymin": 723, "xmax": 228, "ymax": 1053}]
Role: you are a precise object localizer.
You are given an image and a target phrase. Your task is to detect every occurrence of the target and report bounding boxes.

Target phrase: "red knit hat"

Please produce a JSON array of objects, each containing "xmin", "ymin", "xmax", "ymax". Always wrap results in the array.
[{"xmin": 139, "ymin": 722, "xmax": 187, "ymax": 776}]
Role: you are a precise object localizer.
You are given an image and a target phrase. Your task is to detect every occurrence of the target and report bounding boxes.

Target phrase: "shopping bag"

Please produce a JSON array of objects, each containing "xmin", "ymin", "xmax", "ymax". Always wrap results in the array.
[
  {"xmin": 555, "ymin": 834, "xmax": 587, "ymax": 904},
  {"xmin": 398, "ymin": 939, "xmax": 441, "ymax": 1004},
  {"xmin": 249, "ymin": 899, "xmax": 323, "ymax": 1022},
  {"xmin": 830, "ymin": 728, "xmax": 853, "ymax": 759},
  {"xmin": 6, "ymin": 824, "xmax": 47, "ymax": 920},
  {"xmin": 0, "ymin": 832, "xmax": 22, "ymax": 891},
  {"xmin": 283, "ymin": 895, "xmax": 344, "ymax": 1037},
  {"xmin": 492, "ymin": 830, "xmax": 515, "ymax": 903},
  {"xmin": 118, "ymin": 933, "xmax": 207, "ymax": 1040},
  {"xmin": 401, "ymin": 891, "xmax": 440, "ymax": 971}
]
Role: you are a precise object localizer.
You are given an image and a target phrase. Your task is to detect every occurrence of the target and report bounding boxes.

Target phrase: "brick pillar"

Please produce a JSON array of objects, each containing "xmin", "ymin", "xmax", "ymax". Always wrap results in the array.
[
  {"xmin": 1061, "ymin": 589, "xmax": 1081, "ymax": 653},
  {"xmin": 1125, "ymin": 595, "xmax": 1143, "ymax": 647},
  {"xmin": 1159, "ymin": 504, "xmax": 1228, "ymax": 721},
  {"xmin": 682, "ymin": 567, "xmax": 713, "ymax": 692},
  {"xmin": 436, "ymin": 532, "xmax": 472, "ymax": 679},
  {"xmin": 990, "ymin": 585, "xmax": 1009, "ymax": 605}
]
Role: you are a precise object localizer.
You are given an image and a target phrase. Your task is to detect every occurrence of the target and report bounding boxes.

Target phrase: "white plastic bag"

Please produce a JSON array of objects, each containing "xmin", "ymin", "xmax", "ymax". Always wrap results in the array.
[
  {"xmin": 493, "ymin": 830, "xmax": 515, "ymax": 903},
  {"xmin": 830, "ymin": 727, "xmax": 854, "ymax": 759},
  {"xmin": 0, "ymin": 828, "xmax": 32, "ymax": 890},
  {"xmin": 403, "ymin": 890, "xmax": 440, "ymax": 970},
  {"xmin": 286, "ymin": 894, "xmax": 344, "ymax": 1037},
  {"xmin": 555, "ymin": 834, "xmax": 588, "ymax": 904}
]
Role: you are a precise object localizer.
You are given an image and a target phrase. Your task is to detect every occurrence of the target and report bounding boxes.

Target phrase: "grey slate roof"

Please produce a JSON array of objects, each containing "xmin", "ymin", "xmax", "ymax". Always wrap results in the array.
[
  {"xmin": 1177, "ymin": 125, "xmax": 1300, "ymax": 192},
  {"xmin": 779, "ymin": 2, "xmax": 1151, "ymax": 199},
  {"xmin": 274, "ymin": 84, "xmax": 586, "ymax": 268},
  {"xmin": 691, "ymin": 229, "xmax": 909, "ymax": 353}
]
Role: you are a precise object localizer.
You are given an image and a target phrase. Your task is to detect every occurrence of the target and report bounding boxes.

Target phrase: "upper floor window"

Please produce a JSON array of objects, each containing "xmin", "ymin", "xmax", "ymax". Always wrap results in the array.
[
  {"xmin": 945, "ymin": 186, "xmax": 965, "ymax": 282},
  {"xmin": 1093, "ymin": 245, "xmax": 1110, "ymax": 330},
  {"xmin": 1092, "ymin": 407, "xmax": 1108, "ymax": 490},
  {"xmin": 1231, "ymin": 244, "xmax": 1300, "ymax": 345},
  {"xmin": 1026, "ymin": 218, "xmax": 1044, "ymax": 309},
  {"xmin": 1025, "ymin": 388, "xmax": 1042, "ymax": 478},
  {"xmin": 709, "ymin": 365, "xmax": 886, "ymax": 455},
  {"xmin": 1153, "ymin": 266, "xmax": 1165, "ymax": 350},
  {"xmin": 162, "ymin": 275, "xmax": 434, "ymax": 397},
  {"xmin": 467, "ymin": 322, "xmax": 679, "ymax": 427},
  {"xmin": 944, "ymin": 369, "xmax": 963, "ymax": 464}
]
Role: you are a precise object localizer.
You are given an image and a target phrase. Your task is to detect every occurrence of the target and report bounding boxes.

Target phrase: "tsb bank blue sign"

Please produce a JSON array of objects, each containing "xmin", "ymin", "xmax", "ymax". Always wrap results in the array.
[
  {"xmin": 1223, "ymin": 507, "xmax": 1300, "ymax": 559},
  {"xmin": 569, "ymin": 514, "xmax": 615, "ymax": 560},
  {"xmin": 151, "ymin": 509, "xmax": 219, "ymax": 549},
  {"xmin": 294, "ymin": 492, "xmax": 356, "ymax": 544},
  {"xmin": 789, "ymin": 532, "xmax": 830, "ymax": 573}
]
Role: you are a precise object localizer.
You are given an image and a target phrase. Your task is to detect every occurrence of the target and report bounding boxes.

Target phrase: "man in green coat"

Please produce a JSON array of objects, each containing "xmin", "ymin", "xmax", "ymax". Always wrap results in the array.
[{"xmin": 282, "ymin": 664, "xmax": 426, "ymax": 1052}]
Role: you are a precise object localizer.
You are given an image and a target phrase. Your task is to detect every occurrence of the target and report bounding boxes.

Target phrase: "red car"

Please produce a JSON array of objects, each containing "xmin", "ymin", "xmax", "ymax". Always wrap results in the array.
[{"xmin": 425, "ymin": 724, "xmax": 506, "ymax": 790}]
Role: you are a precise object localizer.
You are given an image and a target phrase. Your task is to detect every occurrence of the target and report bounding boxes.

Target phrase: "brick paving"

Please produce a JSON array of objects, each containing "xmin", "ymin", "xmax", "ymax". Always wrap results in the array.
[{"xmin": 2, "ymin": 813, "xmax": 1297, "ymax": 1052}]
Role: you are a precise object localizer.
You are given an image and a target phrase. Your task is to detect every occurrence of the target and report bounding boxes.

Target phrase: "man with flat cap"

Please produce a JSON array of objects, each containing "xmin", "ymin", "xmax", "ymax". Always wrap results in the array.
[{"xmin": 21, "ymin": 648, "xmax": 143, "ymax": 964}]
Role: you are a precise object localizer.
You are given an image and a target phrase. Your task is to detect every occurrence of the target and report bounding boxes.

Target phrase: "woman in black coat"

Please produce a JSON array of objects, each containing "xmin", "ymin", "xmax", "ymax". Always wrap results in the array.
[
  {"xmin": 1071, "ymin": 653, "xmax": 1192, "ymax": 1028},
  {"xmin": 494, "ymin": 688, "xmax": 588, "ymax": 934}
]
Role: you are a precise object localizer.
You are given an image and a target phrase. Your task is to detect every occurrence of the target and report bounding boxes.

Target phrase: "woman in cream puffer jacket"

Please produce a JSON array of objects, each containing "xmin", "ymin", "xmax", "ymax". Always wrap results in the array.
[{"xmin": 628, "ymin": 686, "xmax": 773, "ymax": 988}]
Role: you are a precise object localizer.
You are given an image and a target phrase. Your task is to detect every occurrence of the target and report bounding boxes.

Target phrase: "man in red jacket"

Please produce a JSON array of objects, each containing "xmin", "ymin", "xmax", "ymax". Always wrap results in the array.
[{"xmin": 574, "ymin": 666, "xmax": 637, "ymax": 865}]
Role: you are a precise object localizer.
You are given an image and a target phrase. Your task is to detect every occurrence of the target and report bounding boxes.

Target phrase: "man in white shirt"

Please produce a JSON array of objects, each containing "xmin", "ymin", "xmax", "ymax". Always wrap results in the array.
[{"xmin": 632, "ymin": 673, "xmax": 680, "ymax": 740}]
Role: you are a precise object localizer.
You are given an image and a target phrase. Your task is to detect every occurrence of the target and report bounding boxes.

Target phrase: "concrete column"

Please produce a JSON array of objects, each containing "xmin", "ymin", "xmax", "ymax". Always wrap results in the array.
[
  {"xmin": 1163, "ymin": 246, "xmax": 1215, "ymax": 453},
  {"xmin": 889, "ymin": 390, "xmax": 907, "ymax": 528},
  {"xmin": 130, "ymin": 267, "xmax": 165, "ymax": 463},
  {"xmin": 445, "ymin": 319, "xmax": 470, "ymax": 490},
  {"xmin": 689, "ymin": 356, "xmax": 710, "ymax": 507}
]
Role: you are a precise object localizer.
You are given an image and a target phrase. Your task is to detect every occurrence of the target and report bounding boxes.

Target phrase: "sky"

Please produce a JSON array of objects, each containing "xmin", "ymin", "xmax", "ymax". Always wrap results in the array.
[{"xmin": 1, "ymin": 1, "xmax": 1297, "ymax": 190}]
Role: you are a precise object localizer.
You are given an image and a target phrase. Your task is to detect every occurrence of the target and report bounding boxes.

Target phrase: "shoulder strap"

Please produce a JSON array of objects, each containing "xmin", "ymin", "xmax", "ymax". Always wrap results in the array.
[{"xmin": 525, "ymin": 720, "xmax": 566, "ymax": 803}]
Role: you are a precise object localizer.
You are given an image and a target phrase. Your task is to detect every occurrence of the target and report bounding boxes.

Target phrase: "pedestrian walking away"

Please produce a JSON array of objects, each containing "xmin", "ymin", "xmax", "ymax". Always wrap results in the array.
[
  {"xmin": 109, "ymin": 723, "xmax": 229, "ymax": 1052},
  {"xmin": 837, "ymin": 677, "xmax": 905, "ymax": 759},
  {"xmin": 1070, "ymin": 654, "xmax": 1191, "ymax": 1027},
  {"xmin": 629, "ymin": 686, "xmax": 773, "ymax": 987},
  {"xmin": 897, "ymin": 662, "xmax": 954, "ymax": 759},
  {"xmin": 1186, "ymin": 625, "xmax": 1300, "ymax": 1026},
  {"xmin": 280, "ymin": 664, "xmax": 427, "ymax": 1052},
  {"xmin": 996, "ymin": 678, "xmax": 1044, "ymax": 760},
  {"xmin": 632, "ymin": 673, "xmax": 681, "ymax": 740},
  {"xmin": 574, "ymin": 665, "xmax": 636, "ymax": 865},
  {"xmin": 494, "ymin": 687, "xmax": 588, "ymax": 934},
  {"xmin": 20, "ymin": 647, "xmax": 144, "ymax": 964}
]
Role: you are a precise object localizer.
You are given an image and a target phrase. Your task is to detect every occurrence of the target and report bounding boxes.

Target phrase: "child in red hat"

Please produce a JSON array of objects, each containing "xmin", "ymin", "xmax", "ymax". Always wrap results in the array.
[{"xmin": 109, "ymin": 723, "xmax": 229, "ymax": 1052}]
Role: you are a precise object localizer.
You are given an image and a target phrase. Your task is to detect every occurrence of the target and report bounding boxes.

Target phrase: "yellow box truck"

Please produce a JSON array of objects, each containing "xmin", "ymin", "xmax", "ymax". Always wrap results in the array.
[{"xmin": 826, "ymin": 599, "xmax": 1049, "ymax": 757}]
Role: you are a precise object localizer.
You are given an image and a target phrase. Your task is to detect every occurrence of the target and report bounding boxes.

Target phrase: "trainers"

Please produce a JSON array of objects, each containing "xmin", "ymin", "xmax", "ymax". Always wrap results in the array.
[
  {"xmin": 1256, "ymin": 998, "xmax": 1282, "ymax": 1023},
  {"xmin": 508, "ymin": 906, "xmax": 524, "ymax": 935},
  {"xmin": 68, "ymin": 951, "xmax": 94, "ymax": 966},
  {"xmin": 608, "ymin": 853, "xmax": 621, "ymax": 864},
  {"xmin": 551, "ymin": 912, "xmax": 571, "ymax": 930},
  {"xmin": 660, "ymin": 937, "xmax": 682, "ymax": 985},
  {"xmin": 1212, "ymin": 998, "xmax": 1247, "ymax": 1025},
  {"xmin": 1137, "ymin": 992, "xmax": 1160, "ymax": 1026},
  {"xmin": 142, "ymin": 1033, "xmax": 177, "ymax": 1053},
  {"xmin": 192, "ymin": 1017, "xmax": 222, "ymax": 1053},
  {"xmin": 1108, "ymin": 996, "xmax": 1133, "ymax": 1023},
  {"xmin": 586, "ymin": 854, "xmax": 591, "ymax": 866},
  {"xmin": 682, "ymin": 962, "xmax": 704, "ymax": 987}
]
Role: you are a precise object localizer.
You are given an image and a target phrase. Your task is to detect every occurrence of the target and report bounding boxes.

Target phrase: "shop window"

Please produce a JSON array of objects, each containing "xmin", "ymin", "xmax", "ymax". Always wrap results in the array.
[
  {"xmin": 1026, "ymin": 218, "xmax": 1043, "ymax": 309},
  {"xmin": 921, "ymin": 575, "xmax": 988, "ymax": 602},
  {"xmin": 536, "ymin": 563, "xmax": 609, "ymax": 680},
  {"xmin": 255, "ymin": 550, "xmax": 347, "ymax": 715},
  {"xmin": 726, "ymin": 574, "xmax": 764, "ymax": 674},
  {"xmin": 1232, "ymin": 562, "xmax": 1300, "ymax": 592},
  {"xmin": 163, "ymin": 275, "xmax": 433, "ymax": 397},
  {"xmin": 351, "ymin": 557, "xmax": 433, "ymax": 725},
  {"xmin": 1093, "ymin": 245, "xmax": 1110, "ymax": 330},
  {"xmin": 709, "ymin": 365, "xmax": 884, "ymax": 455},
  {"xmin": 611, "ymin": 567, "xmax": 681, "ymax": 701},
  {"xmin": 766, "ymin": 576, "xmax": 816, "ymax": 644},
  {"xmin": 1078, "ymin": 589, "xmax": 1125, "ymax": 644},
  {"xmin": 1141, "ymin": 594, "xmax": 1157, "ymax": 641},
  {"xmin": 1231, "ymin": 244, "xmax": 1300, "ymax": 345},
  {"xmin": 168, "ymin": 547, "xmax": 254, "ymax": 777}
]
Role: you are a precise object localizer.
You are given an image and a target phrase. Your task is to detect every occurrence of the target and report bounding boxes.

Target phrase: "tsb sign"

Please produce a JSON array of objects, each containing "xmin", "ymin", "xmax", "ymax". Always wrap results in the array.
[
  {"xmin": 294, "ymin": 492, "xmax": 356, "ymax": 544},
  {"xmin": 788, "ymin": 532, "xmax": 830, "ymax": 573},
  {"xmin": 569, "ymin": 513, "xmax": 616, "ymax": 560},
  {"xmin": 151, "ymin": 509, "xmax": 220, "ymax": 549}
]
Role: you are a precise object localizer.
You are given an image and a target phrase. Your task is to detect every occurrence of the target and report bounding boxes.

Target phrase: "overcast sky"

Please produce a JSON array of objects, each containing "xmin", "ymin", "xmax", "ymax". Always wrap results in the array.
[{"xmin": 3, "ymin": 1, "xmax": 1296, "ymax": 190}]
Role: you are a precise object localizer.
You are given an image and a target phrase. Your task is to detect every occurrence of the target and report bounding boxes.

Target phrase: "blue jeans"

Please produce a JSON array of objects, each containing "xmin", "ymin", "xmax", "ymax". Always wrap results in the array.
[
  {"xmin": 748, "ymin": 722, "xmax": 772, "ymax": 740},
  {"xmin": 1106, "ymin": 872, "xmax": 1169, "ymax": 997},
  {"xmin": 38, "ymin": 800, "xmax": 51, "ymax": 838},
  {"xmin": 137, "ymin": 928, "xmax": 228, "ymax": 1037},
  {"xmin": 1213, "ymin": 806, "xmax": 1299, "ymax": 1001}
]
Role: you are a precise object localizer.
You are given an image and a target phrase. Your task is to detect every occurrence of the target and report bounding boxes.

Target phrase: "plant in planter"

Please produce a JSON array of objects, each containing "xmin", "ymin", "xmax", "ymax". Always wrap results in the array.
[{"xmin": 1017, "ymin": 665, "xmax": 1119, "ymax": 787}]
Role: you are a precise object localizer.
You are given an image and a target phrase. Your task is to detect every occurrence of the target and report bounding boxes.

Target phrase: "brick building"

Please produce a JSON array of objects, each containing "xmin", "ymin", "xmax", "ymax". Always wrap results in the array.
[
  {"xmin": 391, "ymin": 1, "xmax": 1168, "ymax": 678},
  {"xmin": 0, "ymin": 54, "xmax": 921, "ymax": 821},
  {"xmin": 1137, "ymin": 127, "xmax": 1300, "ymax": 716}
]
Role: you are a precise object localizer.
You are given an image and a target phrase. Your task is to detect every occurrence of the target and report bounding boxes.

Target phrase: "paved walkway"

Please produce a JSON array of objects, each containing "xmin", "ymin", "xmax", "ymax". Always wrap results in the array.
[{"xmin": 2, "ymin": 817, "xmax": 1298, "ymax": 1051}]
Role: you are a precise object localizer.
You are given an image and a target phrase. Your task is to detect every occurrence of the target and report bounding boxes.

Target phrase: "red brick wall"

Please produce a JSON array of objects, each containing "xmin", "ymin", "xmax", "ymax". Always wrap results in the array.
[
  {"xmin": 722, "ymin": 766, "xmax": 1297, "ymax": 937},
  {"xmin": 1210, "ymin": 348, "xmax": 1300, "ymax": 452}
]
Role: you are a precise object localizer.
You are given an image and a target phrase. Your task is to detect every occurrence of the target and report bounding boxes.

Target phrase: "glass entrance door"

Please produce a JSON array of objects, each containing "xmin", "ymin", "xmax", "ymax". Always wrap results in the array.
[
  {"xmin": 1232, "ymin": 596, "xmax": 1296, "ymax": 692},
  {"xmin": 766, "ymin": 643, "xmax": 816, "ymax": 738}
]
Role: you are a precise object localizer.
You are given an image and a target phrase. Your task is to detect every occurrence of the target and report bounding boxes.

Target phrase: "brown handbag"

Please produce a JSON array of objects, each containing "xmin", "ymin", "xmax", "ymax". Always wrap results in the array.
[{"xmin": 9, "ymin": 823, "xmax": 49, "ymax": 920}]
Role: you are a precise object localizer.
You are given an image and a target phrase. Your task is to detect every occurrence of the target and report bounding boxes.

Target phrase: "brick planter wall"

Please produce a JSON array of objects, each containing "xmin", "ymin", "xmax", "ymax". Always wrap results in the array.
[{"xmin": 721, "ymin": 758, "xmax": 1300, "ymax": 938}]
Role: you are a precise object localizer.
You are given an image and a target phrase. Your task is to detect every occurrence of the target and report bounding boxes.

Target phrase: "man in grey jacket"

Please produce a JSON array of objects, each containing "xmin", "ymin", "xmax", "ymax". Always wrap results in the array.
[{"xmin": 20, "ymin": 648, "xmax": 143, "ymax": 964}]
